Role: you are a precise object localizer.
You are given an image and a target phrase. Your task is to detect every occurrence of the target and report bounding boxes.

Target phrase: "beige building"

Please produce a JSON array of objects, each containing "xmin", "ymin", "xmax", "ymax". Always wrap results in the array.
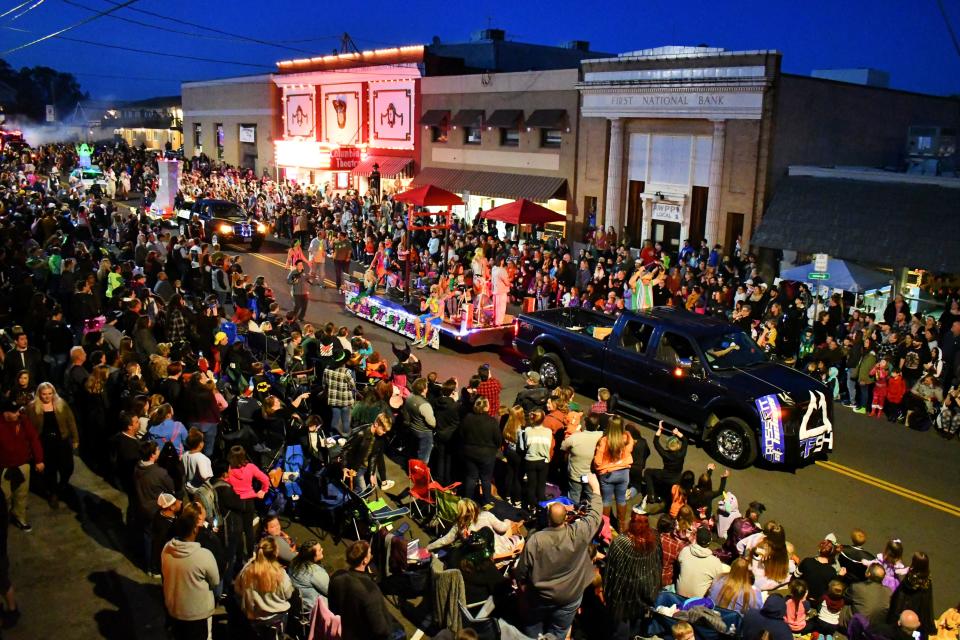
[
  {"xmin": 114, "ymin": 95, "xmax": 183, "ymax": 150},
  {"xmin": 414, "ymin": 68, "xmax": 580, "ymax": 234},
  {"xmin": 181, "ymin": 74, "xmax": 280, "ymax": 174},
  {"xmin": 577, "ymin": 46, "xmax": 779, "ymax": 252}
]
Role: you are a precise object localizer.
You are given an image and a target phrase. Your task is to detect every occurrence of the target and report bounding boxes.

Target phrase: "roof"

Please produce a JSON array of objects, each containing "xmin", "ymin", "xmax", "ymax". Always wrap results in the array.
[
  {"xmin": 450, "ymin": 109, "xmax": 484, "ymax": 127},
  {"xmin": 485, "ymin": 109, "xmax": 523, "ymax": 128},
  {"xmin": 276, "ymin": 45, "xmax": 425, "ymax": 73},
  {"xmin": 525, "ymin": 109, "xmax": 568, "ymax": 129},
  {"xmin": 123, "ymin": 95, "xmax": 180, "ymax": 109},
  {"xmin": 411, "ymin": 167, "xmax": 567, "ymax": 202},
  {"xmin": 419, "ymin": 109, "xmax": 450, "ymax": 126},
  {"xmin": 634, "ymin": 306, "xmax": 736, "ymax": 337},
  {"xmin": 753, "ymin": 175, "xmax": 960, "ymax": 273}
]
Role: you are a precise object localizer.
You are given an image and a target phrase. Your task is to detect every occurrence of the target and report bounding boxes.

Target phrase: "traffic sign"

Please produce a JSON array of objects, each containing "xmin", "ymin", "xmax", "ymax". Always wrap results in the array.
[
  {"xmin": 813, "ymin": 253, "xmax": 829, "ymax": 272},
  {"xmin": 809, "ymin": 272, "xmax": 830, "ymax": 280}
]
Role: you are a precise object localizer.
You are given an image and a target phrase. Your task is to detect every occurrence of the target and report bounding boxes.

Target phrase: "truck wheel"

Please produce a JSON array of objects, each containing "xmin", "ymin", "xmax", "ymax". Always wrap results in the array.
[
  {"xmin": 709, "ymin": 417, "xmax": 757, "ymax": 469},
  {"xmin": 251, "ymin": 237, "xmax": 263, "ymax": 252},
  {"xmin": 536, "ymin": 353, "xmax": 569, "ymax": 389}
]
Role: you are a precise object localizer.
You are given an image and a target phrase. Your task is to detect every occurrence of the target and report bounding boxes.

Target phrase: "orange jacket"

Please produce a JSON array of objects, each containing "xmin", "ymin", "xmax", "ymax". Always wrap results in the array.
[{"xmin": 593, "ymin": 432, "xmax": 634, "ymax": 475}]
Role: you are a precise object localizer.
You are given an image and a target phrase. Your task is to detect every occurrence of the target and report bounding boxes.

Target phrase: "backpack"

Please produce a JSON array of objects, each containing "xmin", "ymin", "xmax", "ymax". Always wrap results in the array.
[{"xmin": 194, "ymin": 480, "xmax": 223, "ymax": 530}]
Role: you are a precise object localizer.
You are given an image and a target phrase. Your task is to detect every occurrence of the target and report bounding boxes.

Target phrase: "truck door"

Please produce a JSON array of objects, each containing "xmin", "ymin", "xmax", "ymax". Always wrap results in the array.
[
  {"xmin": 647, "ymin": 331, "xmax": 714, "ymax": 428},
  {"xmin": 604, "ymin": 319, "xmax": 656, "ymax": 410}
]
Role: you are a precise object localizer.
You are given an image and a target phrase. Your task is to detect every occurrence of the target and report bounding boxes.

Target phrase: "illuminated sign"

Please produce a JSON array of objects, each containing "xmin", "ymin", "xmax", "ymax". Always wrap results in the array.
[
  {"xmin": 345, "ymin": 291, "xmax": 439, "ymax": 349},
  {"xmin": 284, "ymin": 91, "xmax": 315, "ymax": 138},
  {"xmin": 331, "ymin": 146, "xmax": 361, "ymax": 170},
  {"xmin": 321, "ymin": 83, "xmax": 362, "ymax": 146}
]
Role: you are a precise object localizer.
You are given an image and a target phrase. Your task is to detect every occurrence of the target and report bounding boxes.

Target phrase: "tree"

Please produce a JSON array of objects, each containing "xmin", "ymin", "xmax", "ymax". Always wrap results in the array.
[{"xmin": 0, "ymin": 58, "xmax": 87, "ymax": 121}]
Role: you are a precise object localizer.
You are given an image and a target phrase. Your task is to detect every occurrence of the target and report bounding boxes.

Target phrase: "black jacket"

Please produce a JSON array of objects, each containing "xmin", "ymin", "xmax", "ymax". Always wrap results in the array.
[
  {"xmin": 431, "ymin": 395, "xmax": 460, "ymax": 443},
  {"xmin": 328, "ymin": 569, "xmax": 397, "ymax": 640},
  {"xmin": 514, "ymin": 385, "xmax": 550, "ymax": 413},
  {"xmin": 459, "ymin": 413, "xmax": 502, "ymax": 462},
  {"xmin": 133, "ymin": 461, "xmax": 175, "ymax": 521}
]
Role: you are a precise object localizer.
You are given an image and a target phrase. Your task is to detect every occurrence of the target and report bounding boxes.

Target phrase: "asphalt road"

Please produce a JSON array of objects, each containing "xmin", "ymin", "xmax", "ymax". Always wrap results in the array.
[
  {"xmin": 7, "ymin": 235, "xmax": 958, "ymax": 640},
  {"xmin": 243, "ymin": 238, "xmax": 960, "ymax": 613}
]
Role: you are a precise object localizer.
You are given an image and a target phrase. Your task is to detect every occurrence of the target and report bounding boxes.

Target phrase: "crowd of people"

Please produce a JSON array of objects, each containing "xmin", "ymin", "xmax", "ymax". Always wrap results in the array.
[{"xmin": 0, "ymin": 139, "xmax": 957, "ymax": 640}]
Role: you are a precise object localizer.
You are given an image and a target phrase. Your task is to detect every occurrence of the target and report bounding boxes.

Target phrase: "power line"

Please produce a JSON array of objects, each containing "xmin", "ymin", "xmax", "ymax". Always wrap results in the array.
[
  {"xmin": 935, "ymin": 0, "xmax": 960, "ymax": 60},
  {"xmin": 9, "ymin": 0, "xmax": 46, "ymax": 21},
  {"xmin": 1, "ymin": 0, "xmax": 137, "ymax": 54},
  {"xmin": 0, "ymin": 0, "xmax": 34, "ymax": 19},
  {"xmin": 1, "ymin": 25, "xmax": 274, "ymax": 68},
  {"xmin": 99, "ymin": 0, "xmax": 321, "ymax": 55}
]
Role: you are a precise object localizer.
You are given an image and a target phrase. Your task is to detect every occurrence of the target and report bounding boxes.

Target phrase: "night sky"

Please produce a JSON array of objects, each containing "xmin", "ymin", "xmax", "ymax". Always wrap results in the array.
[{"xmin": 2, "ymin": 0, "xmax": 959, "ymax": 100}]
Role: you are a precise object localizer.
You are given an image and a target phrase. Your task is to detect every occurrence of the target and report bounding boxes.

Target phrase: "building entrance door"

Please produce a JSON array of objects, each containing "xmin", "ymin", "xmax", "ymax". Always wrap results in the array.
[
  {"xmin": 652, "ymin": 220, "xmax": 681, "ymax": 251},
  {"xmin": 724, "ymin": 212, "xmax": 745, "ymax": 255},
  {"xmin": 626, "ymin": 180, "xmax": 645, "ymax": 247}
]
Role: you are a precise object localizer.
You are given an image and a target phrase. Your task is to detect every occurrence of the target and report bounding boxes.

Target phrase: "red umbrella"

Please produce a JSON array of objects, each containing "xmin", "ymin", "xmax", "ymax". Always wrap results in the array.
[
  {"xmin": 479, "ymin": 198, "xmax": 565, "ymax": 225},
  {"xmin": 394, "ymin": 184, "xmax": 463, "ymax": 207}
]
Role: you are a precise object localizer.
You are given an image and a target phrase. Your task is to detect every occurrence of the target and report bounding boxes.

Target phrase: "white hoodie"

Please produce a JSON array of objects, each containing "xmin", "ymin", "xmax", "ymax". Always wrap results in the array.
[{"xmin": 161, "ymin": 538, "xmax": 219, "ymax": 621}]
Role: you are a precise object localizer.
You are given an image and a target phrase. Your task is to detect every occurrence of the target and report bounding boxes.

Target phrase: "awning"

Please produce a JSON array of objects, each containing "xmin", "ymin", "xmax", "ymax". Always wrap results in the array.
[
  {"xmin": 418, "ymin": 110, "xmax": 449, "ymax": 126},
  {"xmin": 753, "ymin": 175, "xmax": 960, "ymax": 273},
  {"xmin": 411, "ymin": 167, "xmax": 567, "ymax": 202},
  {"xmin": 525, "ymin": 109, "xmax": 568, "ymax": 129},
  {"xmin": 450, "ymin": 109, "xmax": 484, "ymax": 127},
  {"xmin": 485, "ymin": 110, "xmax": 523, "ymax": 128},
  {"xmin": 780, "ymin": 260, "xmax": 892, "ymax": 293},
  {"xmin": 350, "ymin": 156, "xmax": 413, "ymax": 178}
]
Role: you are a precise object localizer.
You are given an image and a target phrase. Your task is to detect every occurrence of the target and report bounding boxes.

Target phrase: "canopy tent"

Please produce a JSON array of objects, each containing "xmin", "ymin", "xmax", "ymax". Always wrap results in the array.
[
  {"xmin": 393, "ymin": 184, "xmax": 463, "ymax": 207},
  {"xmin": 780, "ymin": 259, "xmax": 892, "ymax": 293},
  {"xmin": 478, "ymin": 198, "xmax": 566, "ymax": 225}
]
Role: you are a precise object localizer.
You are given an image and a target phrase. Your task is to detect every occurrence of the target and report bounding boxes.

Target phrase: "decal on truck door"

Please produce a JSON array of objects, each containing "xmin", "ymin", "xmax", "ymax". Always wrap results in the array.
[
  {"xmin": 755, "ymin": 394, "xmax": 785, "ymax": 464},
  {"xmin": 799, "ymin": 390, "xmax": 833, "ymax": 458}
]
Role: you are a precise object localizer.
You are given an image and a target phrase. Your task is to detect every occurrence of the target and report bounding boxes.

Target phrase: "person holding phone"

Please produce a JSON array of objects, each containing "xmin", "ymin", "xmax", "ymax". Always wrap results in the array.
[{"xmin": 561, "ymin": 412, "xmax": 604, "ymax": 505}]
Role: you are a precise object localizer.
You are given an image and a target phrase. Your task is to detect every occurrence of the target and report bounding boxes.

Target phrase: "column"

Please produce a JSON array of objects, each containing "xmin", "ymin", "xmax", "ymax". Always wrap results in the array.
[
  {"xmin": 640, "ymin": 196, "xmax": 653, "ymax": 244},
  {"xmin": 603, "ymin": 118, "xmax": 625, "ymax": 234},
  {"xmin": 704, "ymin": 119, "xmax": 726, "ymax": 246}
]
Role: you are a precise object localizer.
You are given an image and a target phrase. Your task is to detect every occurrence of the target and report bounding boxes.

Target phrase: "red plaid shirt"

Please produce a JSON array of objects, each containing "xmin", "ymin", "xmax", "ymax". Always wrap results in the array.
[
  {"xmin": 477, "ymin": 377, "xmax": 502, "ymax": 417},
  {"xmin": 660, "ymin": 531, "xmax": 690, "ymax": 586}
]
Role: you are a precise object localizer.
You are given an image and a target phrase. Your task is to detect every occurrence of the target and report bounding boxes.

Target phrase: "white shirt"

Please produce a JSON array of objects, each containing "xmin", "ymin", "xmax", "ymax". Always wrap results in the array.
[
  {"xmin": 183, "ymin": 450, "xmax": 213, "ymax": 488},
  {"xmin": 491, "ymin": 265, "xmax": 511, "ymax": 295}
]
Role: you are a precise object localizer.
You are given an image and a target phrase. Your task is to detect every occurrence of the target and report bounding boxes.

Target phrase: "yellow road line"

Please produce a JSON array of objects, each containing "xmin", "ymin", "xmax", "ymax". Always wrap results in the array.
[
  {"xmin": 248, "ymin": 251, "xmax": 338, "ymax": 288},
  {"xmin": 816, "ymin": 460, "xmax": 960, "ymax": 517}
]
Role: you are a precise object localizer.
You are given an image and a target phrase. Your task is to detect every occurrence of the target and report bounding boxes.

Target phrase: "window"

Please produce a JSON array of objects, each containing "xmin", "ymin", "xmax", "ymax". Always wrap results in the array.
[
  {"xmin": 541, "ymin": 128, "xmax": 563, "ymax": 148},
  {"xmin": 430, "ymin": 125, "xmax": 448, "ymax": 143},
  {"xmin": 463, "ymin": 127, "xmax": 481, "ymax": 145},
  {"xmin": 655, "ymin": 332, "xmax": 698, "ymax": 366},
  {"xmin": 500, "ymin": 128, "xmax": 519, "ymax": 147},
  {"xmin": 620, "ymin": 321, "xmax": 655, "ymax": 354},
  {"xmin": 192, "ymin": 123, "xmax": 202, "ymax": 154},
  {"xmin": 152, "ymin": 130, "xmax": 159, "ymax": 142},
  {"xmin": 215, "ymin": 123, "xmax": 225, "ymax": 160}
]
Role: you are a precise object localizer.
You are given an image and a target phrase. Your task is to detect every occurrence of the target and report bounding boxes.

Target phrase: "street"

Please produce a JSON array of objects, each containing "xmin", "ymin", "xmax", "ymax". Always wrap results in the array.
[{"xmin": 6, "ymin": 237, "xmax": 959, "ymax": 640}]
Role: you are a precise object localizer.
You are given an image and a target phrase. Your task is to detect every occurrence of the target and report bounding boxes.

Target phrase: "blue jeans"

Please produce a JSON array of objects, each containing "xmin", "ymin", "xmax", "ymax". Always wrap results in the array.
[
  {"xmin": 846, "ymin": 373, "xmax": 857, "ymax": 405},
  {"xmin": 858, "ymin": 383, "xmax": 873, "ymax": 410},
  {"xmin": 522, "ymin": 592, "xmax": 583, "ymax": 639},
  {"xmin": 410, "ymin": 429, "xmax": 434, "ymax": 465},
  {"xmin": 567, "ymin": 479, "xmax": 587, "ymax": 505},
  {"xmin": 599, "ymin": 468, "xmax": 630, "ymax": 506},
  {"xmin": 192, "ymin": 421, "xmax": 218, "ymax": 457},
  {"xmin": 329, "ymin": 406, "xmax": 352, "ymax": 436}
]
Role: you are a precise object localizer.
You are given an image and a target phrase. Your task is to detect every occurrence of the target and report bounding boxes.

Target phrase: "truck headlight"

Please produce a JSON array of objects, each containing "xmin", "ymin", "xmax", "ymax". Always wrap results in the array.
[
  {"xmin": 218, "ymin": 223, "xmax": 233, "ymax": 235},
  {"xmin": 256, "ymin": 223, "xmax": 268, "ymax": 233}
]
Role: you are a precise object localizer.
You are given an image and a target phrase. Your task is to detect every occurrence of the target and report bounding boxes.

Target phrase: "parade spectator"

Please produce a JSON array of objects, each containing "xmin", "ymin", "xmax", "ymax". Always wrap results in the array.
[
  {"xmin": 161, "ymin": 507, "xmax": 220, "ymax": 640},
  {"xmin": 328, "ymin": 540, "xmax": 402, "ymax": 640},
  {"xmin": 24, "ymin": 382, "xmax": 78, "ymax": 508},
  {"xmin": 460, "ymin": 396, "xmax": 502, "ymax": 506},
  {"xmin": 708, "ymin": 557, "xmax": 764, "ymax": 613},
  {"xmin": 676, "ymin": 527, "xmax": 729, "ymax": 598},
  {"xmin": 888, "ymin": 552, "xmax": 936, "ymax": 635},
  {"xmin": 476, "ymin": 364, "xmax": 502, "ymax": 418},
  {"xmin": 603, "ymin": 511, "xmax": 661, "ymax": 638},
  {"xmin": 840, "ymin": 562, "xmax": 892, "ymax": 628},
  {"xmin": 288, "ymin": 540, "xmax": 329, "ymax": 618},
  {"xmin": 0, "ymin": 398, "xmax": 43, "ymax": 532},
  {"xmin": 235, "ymin": 537, "xmax": 294, "ymax": 627},
  {"xmin": 514, "ymin": 472, "xmax": 601, "ymax": 639},
  {"xmin": 560, "ymin": 411, "xmax": 604, "ymax": 505},
  {"xmin": 592, "ymin": 415, "xmax": 634, "ymax": 531}
]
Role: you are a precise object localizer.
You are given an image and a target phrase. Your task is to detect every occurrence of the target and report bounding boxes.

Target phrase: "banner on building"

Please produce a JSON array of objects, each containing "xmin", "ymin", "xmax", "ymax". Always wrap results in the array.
[
  {"xmin": 321, "ymin": 83, "xmax": 362, "ymax": 146},
  {"xmin": 284, "ymin": 90, "xmax": 316, "ymax": 138},
  {"xmin": 652, "ymin": 202, "xmax": 682, "ymax": 223},
  {"xmin": 369, "ymin": 80, "xmax": 415, "ymax": 150},
  {"xmin": 331, "ymin": 145, "xmax": 361, "ymax": 170},
  {"xmin": 239, "ymin": 126, "xmax": 256, "ymax": 143}
]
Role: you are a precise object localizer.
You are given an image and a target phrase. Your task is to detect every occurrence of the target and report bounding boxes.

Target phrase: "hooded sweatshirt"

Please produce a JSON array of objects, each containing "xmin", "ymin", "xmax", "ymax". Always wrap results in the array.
[
  {"xmin": 161, "ymin": 538, "xmax": 220, "ymax": 621},
  {"xmin": 716, "ymin": 492, "xmax": 740, "ymax": 539},
  {"xmin": 741, "ymin": 594, "xmax": 793, "ymax": 640},
  {"xmin": 676, "ymin": 543, "xmax": 729, "ymax": 598}
]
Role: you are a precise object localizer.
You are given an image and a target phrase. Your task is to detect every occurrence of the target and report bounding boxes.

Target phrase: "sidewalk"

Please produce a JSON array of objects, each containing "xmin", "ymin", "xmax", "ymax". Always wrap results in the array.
[{"xmin": 6, "ymin": 460, "xmax": 167, "ymax": 640}]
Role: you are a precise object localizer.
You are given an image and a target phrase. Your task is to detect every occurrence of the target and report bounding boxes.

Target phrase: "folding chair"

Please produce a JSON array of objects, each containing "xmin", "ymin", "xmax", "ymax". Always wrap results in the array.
[
  {"xmin": 407, "ymin": 459, "xmax": 460, "ymax": 522},
  {"xmin": 432, "ymin": 484, "xmax": 462, "ymax": 533},
  {"xmin": 346, "ymin": 484, "xmax": 409, "ymax": 540},
  {"xmin": 459, "ymin": 597, "xmax": 500, "ymax": 640},
  {"xmin": 298, "ymin": 467, "xmax": 350, "ymax": 543}
]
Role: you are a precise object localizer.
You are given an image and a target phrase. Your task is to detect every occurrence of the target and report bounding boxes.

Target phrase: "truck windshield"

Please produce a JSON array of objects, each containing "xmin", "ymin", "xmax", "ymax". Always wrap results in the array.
[{"xmin": 698, "ymin": 331, "xmax": 766, "ymax": 370}]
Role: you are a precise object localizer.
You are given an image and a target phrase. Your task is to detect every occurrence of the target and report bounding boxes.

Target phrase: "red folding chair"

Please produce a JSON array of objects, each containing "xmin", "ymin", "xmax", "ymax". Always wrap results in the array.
[{"xmin": 407, "ymin": 459, "xmax": 460, "ymax": 523}]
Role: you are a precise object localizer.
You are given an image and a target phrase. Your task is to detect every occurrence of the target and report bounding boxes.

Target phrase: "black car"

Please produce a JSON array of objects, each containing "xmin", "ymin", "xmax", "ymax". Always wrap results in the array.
[
  {"xmin": 514, "ymin": 306, "xmax": 834, "ymax": 468},
  {"xmin": 179, "ymin": 198, "xmax": 266, "ymax": 251}
]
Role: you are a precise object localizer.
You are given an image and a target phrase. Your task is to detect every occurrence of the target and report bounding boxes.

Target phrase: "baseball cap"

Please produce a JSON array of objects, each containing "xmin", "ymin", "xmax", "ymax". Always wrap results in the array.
[
  {"xmin": 214, "ymin": 331, "xmax": 228, "ymax": 345},
  {"xmin": 157, "ymin": 493, "xmax": 177, "ymax": 509},
  {"xmin": 525, "ymin": 371, "xmax": 541, "ymax": 384}
]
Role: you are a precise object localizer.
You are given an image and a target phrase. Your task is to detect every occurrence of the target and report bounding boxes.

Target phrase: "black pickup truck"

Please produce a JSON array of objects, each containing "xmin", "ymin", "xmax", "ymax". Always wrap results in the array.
[{"xmin": 513, "ymin": 306, "xmax": 833, "ymax": 468}]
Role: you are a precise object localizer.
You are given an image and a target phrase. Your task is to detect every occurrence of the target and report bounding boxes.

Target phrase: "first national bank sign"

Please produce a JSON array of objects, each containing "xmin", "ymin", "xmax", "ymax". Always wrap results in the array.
[{"xmin": 582, "ymin": 90, "xmax": 764, "ymax": 120}]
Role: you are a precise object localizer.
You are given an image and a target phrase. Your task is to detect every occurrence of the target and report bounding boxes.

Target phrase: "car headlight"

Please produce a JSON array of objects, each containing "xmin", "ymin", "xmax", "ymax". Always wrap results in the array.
[
  {"xmin": 256, "ymin": 223, "xmax": 267, "ymax": 233},
  {"xmin": 218, "ymin": 223, "xmax": 233, "ymax": 235}
]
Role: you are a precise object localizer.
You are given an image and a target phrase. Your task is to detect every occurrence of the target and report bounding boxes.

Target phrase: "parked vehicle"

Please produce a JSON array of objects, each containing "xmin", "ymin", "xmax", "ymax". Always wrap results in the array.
[{"xmin": 513, "ymin": 306, "xmax": 833, "ymax": 468}]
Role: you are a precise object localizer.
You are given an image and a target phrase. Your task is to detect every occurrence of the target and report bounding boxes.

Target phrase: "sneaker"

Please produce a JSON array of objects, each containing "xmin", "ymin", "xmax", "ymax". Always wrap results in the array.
[
  {"xmin": 853, "ymin": 407, "xmax": 867, "ymax": 414},
  {"xmin": 380, "ymin": 480, "xmax": 396, "ymax": 490},
  {"xmin": 10, "ymin": 518, "xmax": 31, "ymax": 533},
  {"xmin": 624, "ymin": 487, "xmax": 635, "ymax": 501},
  {"xmin": 252, "ymin": 515, "xmax": 260, "ymax": 528}
]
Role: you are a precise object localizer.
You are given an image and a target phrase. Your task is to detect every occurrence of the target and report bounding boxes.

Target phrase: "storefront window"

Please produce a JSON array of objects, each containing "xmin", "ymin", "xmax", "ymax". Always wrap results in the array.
[
  {"xmin": 192, "ymin": 123, "xmax": 202, "ymax": 154},
  {"xmin": 464, "ymin": 127, "xmax": 481, "ymax": 145},
  {"xmin": 541, "ymin": 129, "xmax": 563, "ymax": 148},
  {"xmin": 431, "ymin": 125, "xmax": 448, "ymax": 143},
  {"xmin": 500, "ymin": 128, "xmax": 519, "ymax": 147},
  {"xmin": 215, "ymin": 123, "xmax": 225, "ymax": 160}
]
